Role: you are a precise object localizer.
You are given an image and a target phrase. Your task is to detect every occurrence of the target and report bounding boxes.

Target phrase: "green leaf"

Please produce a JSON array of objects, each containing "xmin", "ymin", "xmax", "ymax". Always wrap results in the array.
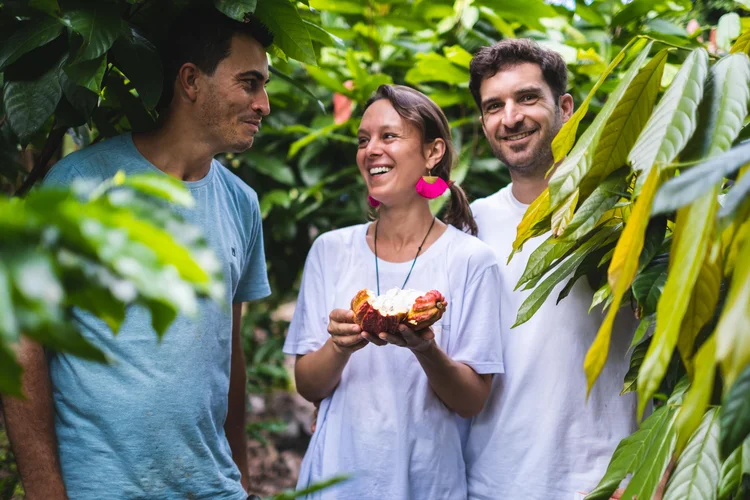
[
  {"xmin": 0, "ymin": 261, "xmax": 18, "ymax": 343},
  {"xmin": 214, "ymin": 0, "xmax": 257, "ymax": 20},
  {"xmin": 629, "ymin": 48, "xmax": 709, "ymax": 181},
  {"xmin": 474, "ymin": 0, "xmax": 557, "ymax": 31},
  {"xmin": 612, "ymin": 0, "xmax": 656, "ymax": 27},
  {"xmin": 268, "ymin": 66, "xmax": 325, "ymax": 113},
  {"xmin": 119, "ymin": 173, "xmax": 195, "ymax": 208},
  {"xmin": 632, "ymin": 261, "xmax": 667, "ymax": 317},
  {"xmin": 585, "ymin": 405, "xmax": 675, "ymax": 500},
  {"xmin": 638, "ymin": 216, "xmax": 668, "ymax": 272},
  {"xmin": 144, "ymin": 299, "xmax": 177, "ymax": 337},
  {"xmin": 664, "ymin": 409, "xmax": 721, "ymax": 500},
  {"xmin": 581, "ymin": 49, "xmax": 668, "ymax": 193},
  {"xmin": 653, "ymin": 140, "xmax": 750, "ymax": 217},
  {"xmin": 557, "ymin": 243, "xmax": 613, "ymax": 304},
  {"xmin": 717, "ymin": 13, "xmax": 742, "ymax": 52},
  {"xmin": 304, "ymin": 65, "xmax": 349, "ymax": 94},
  {"xmin": 60, "ymin": 71, "xmax": 97, "ymax": 122},
  {"xmin": 303, "ymin": 20, "xmax": 345, "ymax": 49},
  {"xmin": 0, "ymin": 343, "xmax": 23, "ymax": 398},
  {"xmin": 255, "ymin": 0, "xmax": 316, "ymax": 65},
  {"xmin": 61, "ymin": 3, "xmax": 123, "ymax": 61},
  {"xmin": 405, "ymin": 52, "xmax": 470, "ymax": 86},
  {"xmin": 3, "ymin": 58, "xmax": 63, "ymax": 142},
  {"xmin": 719, "ymin": 166, "xmax": 750, "ymax": 222},
  {"xmin": 241, "ymin": 152, "xmax": 297, "ymax": 185},
  {"xmin": 0, "ymin": 17, "xmax": 64, "ymax": 71},
  {"xmin": 560, "ymin": 168, "xmax": 628, "ymax": 241},
  {"xmin": 630, "ymin": 315, "xmax": 655, "ymax": 349},
  {"xmin": 24, "ymin": 322, "xmax": 108, "ymax": 363},
  {"xmin": 63, "ymin": 54, "xmax": 106, "ymax": 93},
  {"xmin": 516, "ymin": 235, "xmax": 577, "ymax": 291},
  {"xmin": 551, "ymin": 189, "xmax": 579, "ymax": 237},
  {"xmin": 512, "ymin": 224, "xmax": 619, "ymax": 328},
  {"xmin": 730, "ymin": 28, "xmax": 750, "ymax": 55},
  {"xmin": 549, "ymin": 41, "xmax": 653, "ymax": 209},
  {"xmin": 622, "ymin": 339, "xmax": 649, "ymax": 395},
  {"xmin": 721, "ymin": 363, "xmax": 750, "ymax": 458},
  {"xmin": 111, "ymin": 27, "xmax": 163, "ymax": 110},
  {"xmin": 718, "ymin": 446, "xmax": 742, "ymax": 500},
  {"xmin": 29, "ymin": 0, "xmax": 60, "ymax": 16}
]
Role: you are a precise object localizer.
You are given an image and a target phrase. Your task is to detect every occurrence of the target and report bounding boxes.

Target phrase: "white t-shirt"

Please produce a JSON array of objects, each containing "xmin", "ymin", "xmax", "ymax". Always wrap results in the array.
[
  {"xmin": 465, "ymin": 185, "xmax": 639, "ymax": 500},
  {"xmin": 284, "ymin": 223, "xmax": 504, "ymax": 500}
]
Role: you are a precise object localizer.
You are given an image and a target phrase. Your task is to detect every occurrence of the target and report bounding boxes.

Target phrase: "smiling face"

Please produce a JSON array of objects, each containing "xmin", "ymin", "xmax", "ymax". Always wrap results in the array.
[
  {"xmin": 479, "ymin": 62, "xmax": 572, "ymax": 177},
  {"xmin": 356, "ymin": 99, "xmax": 444, "ymax": 207},
  {"xmin": 196, "ymin": 34, "xmax": 270, "ymax": 153}
]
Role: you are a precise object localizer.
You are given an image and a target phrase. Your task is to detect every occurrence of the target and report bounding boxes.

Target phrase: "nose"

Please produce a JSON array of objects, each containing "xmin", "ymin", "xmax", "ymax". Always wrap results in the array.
[
  {"xmin": 365, "ymin": 137, "xmax": 383, "ymax": 157},
  {"xmin": 502, "ymin": 101, "xmax": 524, "ymax": 129},
  {"xmin": 252, "ymin": 88, "xmax": 270, "ymax": 117}
]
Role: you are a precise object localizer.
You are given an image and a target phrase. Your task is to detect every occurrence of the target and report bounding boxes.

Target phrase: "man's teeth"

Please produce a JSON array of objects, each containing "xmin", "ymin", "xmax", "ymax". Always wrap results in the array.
[
  {"xmin": 369, "ymin": 166, "xmax": 393, "ymax": 175},
  {"xmin": 504, "ymin": 131, "xmax": 534, "ymax": 141}
]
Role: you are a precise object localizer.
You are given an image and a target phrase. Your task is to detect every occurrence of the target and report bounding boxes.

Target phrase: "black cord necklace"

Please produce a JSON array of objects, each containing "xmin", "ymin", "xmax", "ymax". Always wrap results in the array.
[{"xmin": 374, "ymin": 216, "xmax": 437, "ymax": 296}]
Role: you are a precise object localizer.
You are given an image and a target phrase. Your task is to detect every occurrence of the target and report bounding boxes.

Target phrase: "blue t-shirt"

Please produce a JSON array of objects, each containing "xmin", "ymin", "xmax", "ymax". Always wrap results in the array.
[{"xmin": 43, "ymin": 133, "xmax": 271, "ymax": 499}]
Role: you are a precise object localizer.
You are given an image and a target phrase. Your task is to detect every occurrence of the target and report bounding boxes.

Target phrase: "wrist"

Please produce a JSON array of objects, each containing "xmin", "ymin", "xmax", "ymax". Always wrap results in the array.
[
  {"xmin": 328, "ymin": 338, "xmax": 353, "ymax": 358},
  {"xmin": 412, "ymin": 339, "xmax": 439, "ymax": 358}
]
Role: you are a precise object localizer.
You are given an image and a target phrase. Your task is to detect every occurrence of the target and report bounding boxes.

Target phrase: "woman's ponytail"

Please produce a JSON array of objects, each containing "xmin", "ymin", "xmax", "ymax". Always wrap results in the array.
[{"xmin": 444, "ymin": 181, "xmax": 477, "ymax": 236}]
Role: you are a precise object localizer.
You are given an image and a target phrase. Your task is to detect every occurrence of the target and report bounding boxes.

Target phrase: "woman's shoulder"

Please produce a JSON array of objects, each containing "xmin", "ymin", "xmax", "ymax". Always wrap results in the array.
[{"xmin": 311, "ymin": 223, "xmax": 369, "ymax": 255}]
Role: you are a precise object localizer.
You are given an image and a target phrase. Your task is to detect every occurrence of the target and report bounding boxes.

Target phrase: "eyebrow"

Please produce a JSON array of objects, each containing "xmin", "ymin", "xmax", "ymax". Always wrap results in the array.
[
  {"xmin": 481, "ymin": 86, "xmax": 544, "ymax": 109},
  {"xmin": 237, "ymin": 70, "xmax": 270, "ymax": 83},
  {"xmin": 358, "ymin": 123, "xmax": 402, "ymax": 135}
]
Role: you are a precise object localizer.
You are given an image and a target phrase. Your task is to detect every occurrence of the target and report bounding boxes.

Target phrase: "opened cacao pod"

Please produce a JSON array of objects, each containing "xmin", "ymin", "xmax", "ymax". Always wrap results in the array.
[{"xmin": 350, "ymin": 287, "xmax": 447, "ymax": 335}]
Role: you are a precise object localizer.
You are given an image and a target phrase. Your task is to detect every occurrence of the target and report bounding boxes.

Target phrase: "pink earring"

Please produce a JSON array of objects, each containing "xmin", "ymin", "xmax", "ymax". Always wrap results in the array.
[
  {"xmin": 368, "ymin": 195, "xmax": 381, "ymax": 207},
  {"xmin": 416, "ymin": 170, "xmax": 451, "ymax": 199}
]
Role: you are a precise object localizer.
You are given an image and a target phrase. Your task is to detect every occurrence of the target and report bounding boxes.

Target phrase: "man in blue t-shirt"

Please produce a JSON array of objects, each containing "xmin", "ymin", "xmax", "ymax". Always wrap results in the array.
[{"xmin": 3, "ymin": 8, "xmax": 273, "ymax": 500}]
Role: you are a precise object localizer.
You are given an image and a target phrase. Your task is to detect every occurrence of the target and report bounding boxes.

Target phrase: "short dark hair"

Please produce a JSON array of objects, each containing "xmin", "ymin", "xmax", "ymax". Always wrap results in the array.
[
  {"xmin": 158, "ymin": 6, "xmax": 274, "ymax": 110},
  {"xmin": 364, "ymin": 85, "xmax": 477, "ymax": 236},
  {"xmin": 469, "ymin": 39, "xmax": 568, "ymax": 111}
]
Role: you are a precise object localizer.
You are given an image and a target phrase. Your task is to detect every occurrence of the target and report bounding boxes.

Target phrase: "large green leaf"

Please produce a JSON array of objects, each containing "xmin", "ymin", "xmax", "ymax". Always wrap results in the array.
[
  {"xmin": 720, "ymin": 363, "xmax": 750, "ymax": 458},
  {"xmin": 581, "ymin": 49, "xmax": 668, "ymax": 194},
  {"xmin": 548, "ymin": 41, "xmax": 653, "ymax": 209},
  {"xmin": 255, "ymin": 0, "xmax": 316, "ymax": 65},
  {"xmin": 629, "ymin": 48, "xmax": 709, "ymax": 182},
  {"xmin": 511, "ymin": 188, "xmax": 551, "ymax": 260},
  {"xmin": 0, "ymin": 343, "xmax": 23, "ymax": 398},
  {"xmin": 632, "ymin": 261, "xmax": 667, "ymax": 317},
  {"xmin": 405, "ymin": 52, "xmax": 470, "ymax": 86},
  {"xmin": 717, "ymin": 13, "xmax": 742, "ymax": 52},
  {"xmin": 560, "ymin": 168, "xmax": 628, "ymax": 241},
  {"xmin": 61, "ymin": 3, "xmax": 123, "ymax": 61},
  {"xmin": 512, "ymin": 224, "xmax": 619, "ymax": 328},
  {"xmin": 214, "ymin": 0, "xmax": 257, "ymax": 20},
  {"xmin": 111, "ymin": 27, "xmax": 163, "ymax": 110},
  {"xmin": 0, "ymin": 17, "xmax": 64, "ymax": 71},
  {"xmin": 586, "ymin": 405, "xmax": 676, "ymax": 500},
  {"xmin": 653, "ymin": 141, "xmax": 750, "ymax": 216},
  {"xmin": 638, "ymin": 190, "xmax": 718, "ymax": 417},
  {"xmin": 63, "ymin": 54, "xmax": 106, "ymax": 93},
  {"xmin": 718, "ymin": 446, "xmax": 742, "ymax": 500},
  {"xmin": 551, "ymin": 189, "xmax": 579, "ymax": 237},
  {"xmin": 474, "ymin": 0, "xmax": 557, "ymax": 31},
  {"xmin": 622, "ymin": 339, "xmax": 649, "ymax": 395},
  {"xmin": 516, "ymin": 235, "xmax": 577, "ymax": 291},
  {"xmin": 3, "ymin": 58, "xmax": 63, "ymax": 142},
  {"xmin": 663, "ymin": 408, "xmax": 721, "ymax": 500}
]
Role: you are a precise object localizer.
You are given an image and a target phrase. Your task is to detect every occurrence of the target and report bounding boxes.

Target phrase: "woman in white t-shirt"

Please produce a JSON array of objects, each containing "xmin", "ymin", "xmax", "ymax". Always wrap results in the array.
[{"xmin": 283, "ymin": 85, "xmax": 503, "ymax": 499}]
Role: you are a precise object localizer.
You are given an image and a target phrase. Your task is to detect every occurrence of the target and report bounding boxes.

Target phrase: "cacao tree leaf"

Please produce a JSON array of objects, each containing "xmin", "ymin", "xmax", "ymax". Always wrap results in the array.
[
  {"xmin": 653, "ymin": 141, "xmax": 750, "ymax": 216},
  {"xmin": 511, "ymin": 188, "xmax": 551, "ymax": 260},
  {"xmin": 730, "ymin": 28, "xmax": 750, "ymax": 55},
  {"xmin": 549, "ymin": 41, "xmax": 653, "ymax": 209},
  {"xmin": 29, "ymin": 0, "xmax": 60, "ymax": 16},
  {"xmin": 629, "ymin": 48, "xmax": 709, "ymax": 183},
  {"xmin": 720, "ymin": 363, "xmax": 750, "ymax": 458},
  {"xmin": 631, "ymin": 261, "xmax": 667, "ymax": 317},
  {"xmin": 473, "ymin": 0, "xmax": 557, "ymax": 31},
  {"xmin": 717, "ymin": 446, "xmax": 742, "ymax": 500},
  {"xmin": 638, "ymin": 216, "xmax": 668, "ymax": 272},
  {"xmin": 557, "ymin": 243, "xmax": 614, "ymax": 304},
  {"xmin": 516, "ymin": 235, "xmax": 577, "ymax": 291},
  {"xmin": 214, "ymin": 0, "xmax": 257, "ymax": 20},
  {"xmin": 584, "ymin": 167, "xmax": 660, "ymax": 393},
  {"xmin": 3, "ymin": 57, "xmax": 63, "ymax": 143},
  {"xmin": 60, "ymin": 71, "xmax": 98, "ymax": 123},
  {"xmin": 255, "ymin": 0, "xmax": 316, "ymax": 65},
  {"xmin": 63, "ymin": 54, "xmax": 106, "ymax": 93},
  {"xmin": 589, "ymin": 282, "xmax": 612, "ymax": 313},
  {"xmin": 677, "ymin": 239, "xmax": 722, "ymax": 372},
  {"xmin": 638, "ymin": 190, "xmax": 718, "ymax": 418},
  {"xmin": 0, "ymin": 17, "xmax": 64, "ymax": 71},
  {"xmin": 0, "ymin": 343, "xmax": 23, "ymax": 398},
  {"xmin": 719, "ymin": 165, "xmax": 750, "ymax": 222},
  {"xmin": 303, "ymin": 20, "xmax": 345, "ymax": 49},
  {"xmin": 580, "ymin": 49, "xmax": 668, "ymax": 194},
  {"xmin": 61, "ymin": 3, "xmax": 123, "ymax": 61},
  {"xmin": 405, "ymin": 52, "xmax": 471, "ymax": 85},
  {"xmin": 630, "ymin": 314, "xmax": 654, "ymax": 349},
  {"xmin": 664, "ymin": 408, "xmax": 721, "ymax": 500},
  {"xmin": 717, "ymin": 13, "xmax": 742, "ymax": 52},
  {"xmin": 622, "ymin": 339, "xmax": 649, "ymax": 395},
  {"xmin": 560, "ymin": 168, "xmax": 628, "ymax": 242},
  {"xmin": 111, "ymin": 26, "xmax": 163, "ymax": 110},
  {"xmin": 551, "ymin": 189, "xmax": 579, "ymax": 237},
  {"xmin": 551, "ymin": 37, "xmax": 639, "ymax": 162},
  {"xmin": 512, "ymin": 224, "xmax": 619, "ymax": 328},
  {"xmin": 587, "ymin": 404, "xmax": 677, "ymax": 500},
  {"xmin": 674, "ymin": 336, "xmax": 717, "ymax": 458}
]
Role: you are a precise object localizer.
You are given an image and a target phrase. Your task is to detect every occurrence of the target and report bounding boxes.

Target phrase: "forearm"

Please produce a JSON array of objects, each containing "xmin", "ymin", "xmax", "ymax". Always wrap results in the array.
[
  {"xmin": 2, "ymin": 338, "xmax": 67, "ymax": 500},
  {"xmin": 226, "ymin": 304, "xmax": 249, "ymax": 491},
  {"xmin": 413, "ymin": 343, "xmax": 492, "ymax": 418},
  {"xmin": 294, "ymin": 338, "xmax": 352, "ymax": 402}
]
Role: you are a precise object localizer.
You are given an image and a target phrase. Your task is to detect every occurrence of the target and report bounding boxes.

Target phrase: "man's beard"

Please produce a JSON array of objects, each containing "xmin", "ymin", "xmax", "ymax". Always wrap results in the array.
[{"xmin": 490, "ymin": 107, "xmax": 562, "ymax": 178}]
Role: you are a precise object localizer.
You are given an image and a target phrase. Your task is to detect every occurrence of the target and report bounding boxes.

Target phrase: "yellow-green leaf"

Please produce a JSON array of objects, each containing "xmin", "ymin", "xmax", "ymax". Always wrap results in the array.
[
  {"xmin": 730, "ymin": 28, "xmax": 750, "ymax": 54},
  {"xmin": 716, "ymin": 223, "xmax": 750, "ymax": 388},
  {"xmin": 510, "ymin": 188, "xmax": 550, "ymax": 261},
  {"xmin": 674, "ymin": 336, "xmax": 717, "ymax": 457},
  {"xmin": 584, "ymin": 167, "xmax": 660, "ymax": 394},
  {"xmin": 637, "ymin": 189, "xmax": 719, "ymax": 417},
  {"xmin": 551, "ymin": 189, "xmax": 579, "ymax": 237}
]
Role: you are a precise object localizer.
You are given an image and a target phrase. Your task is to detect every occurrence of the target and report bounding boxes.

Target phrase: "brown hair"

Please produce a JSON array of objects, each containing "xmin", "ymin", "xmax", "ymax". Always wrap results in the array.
[
  {"xmin": 364, "ymin": 84, "xmax": 477, "ymax": 236},
  {"xmin": 469, "ymin": 39, "xmax": 568, "ymax": 112}
]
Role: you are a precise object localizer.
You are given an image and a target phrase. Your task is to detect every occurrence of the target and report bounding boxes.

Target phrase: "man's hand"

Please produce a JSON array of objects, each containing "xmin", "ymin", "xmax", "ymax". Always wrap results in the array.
[
  {"xmin": 376, "ymin": 324, "xmax": 435, "ymax": 352},
  {"xmin": 328, "ymin": 309, "xmax": 370, "ymax": 354}
]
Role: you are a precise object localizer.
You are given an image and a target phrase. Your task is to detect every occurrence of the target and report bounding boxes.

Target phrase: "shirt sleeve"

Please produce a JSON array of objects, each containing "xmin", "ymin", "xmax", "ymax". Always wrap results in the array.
[
  {"xmin": 447, "ymin": 263, "xmax": 504, "ymax": 375},
  {"xmin": 283, "ymin": 237, "xmax": 330, "ymax": 355},
  {"xmin": 233, "ymin": 196, "xmax": 271, "ymax": 303}
]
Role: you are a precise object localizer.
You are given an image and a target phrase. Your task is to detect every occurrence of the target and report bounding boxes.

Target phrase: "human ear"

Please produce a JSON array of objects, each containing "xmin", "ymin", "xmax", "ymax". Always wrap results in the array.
[
  {"xmin": 177, "ymin": 63, "xmax": 201, "ymax": 102},
  {"xmin": 559, "ymin": 93, "xmax": 574, "ymax": 123},
  {"xmin": 425, "ymin": 138, "xmax": 446, "ymax": 169}
]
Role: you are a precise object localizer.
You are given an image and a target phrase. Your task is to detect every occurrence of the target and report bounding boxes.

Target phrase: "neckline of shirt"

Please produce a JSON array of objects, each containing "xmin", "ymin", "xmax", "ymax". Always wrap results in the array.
[
  {"xmin": 356, "ymin": 221, "xmax": 457, "ymax": 273},
  {"xmin": 123, "ymin": 132, "xmax": 217, "ymax": 190},
  {"xmin": 502, "ymin": 184, "xmax": 530, "ymax": 214}
]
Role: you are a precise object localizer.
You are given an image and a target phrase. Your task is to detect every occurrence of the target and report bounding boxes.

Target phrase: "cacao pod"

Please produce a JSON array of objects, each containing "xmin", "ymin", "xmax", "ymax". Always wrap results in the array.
[{"xmin": 350, "ymin": 287, "xmax": 447, "ymax": 334}]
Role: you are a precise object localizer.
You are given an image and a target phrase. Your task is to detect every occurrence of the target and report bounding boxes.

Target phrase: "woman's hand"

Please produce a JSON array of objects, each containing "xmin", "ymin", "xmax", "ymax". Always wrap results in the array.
[
  {"xmin": 376, "ymin": 324, "xmax": 435, "ymax": 352},
  {"xmin": 328, "ymin": 309, "xmax": 369, "ymax": 354}
]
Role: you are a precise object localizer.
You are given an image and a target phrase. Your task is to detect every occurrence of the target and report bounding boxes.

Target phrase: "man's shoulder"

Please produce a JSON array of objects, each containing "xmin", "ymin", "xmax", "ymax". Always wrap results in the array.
[{"xmin": 213, "ymin": 161, "xmax": 259, "ymax": 206}]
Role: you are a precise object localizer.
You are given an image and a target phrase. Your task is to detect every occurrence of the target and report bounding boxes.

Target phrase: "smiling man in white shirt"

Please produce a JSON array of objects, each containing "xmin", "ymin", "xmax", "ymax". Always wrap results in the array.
[{"xmin": 464, "ymin": 39, "xmax": 638, "ymax": 500}]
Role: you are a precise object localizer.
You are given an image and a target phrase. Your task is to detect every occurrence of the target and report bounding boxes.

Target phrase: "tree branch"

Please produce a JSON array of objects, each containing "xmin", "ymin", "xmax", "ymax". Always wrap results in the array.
[{"xmin": 14, "ymin": 126, "xmax": 67, "ymax": 197}]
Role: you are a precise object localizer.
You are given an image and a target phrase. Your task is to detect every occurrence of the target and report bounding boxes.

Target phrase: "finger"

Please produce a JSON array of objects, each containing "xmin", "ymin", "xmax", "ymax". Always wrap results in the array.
[
  {"xmin": 399, "ymin": 325, "xmax": 434, "ymax": 345},
  {"xmin": 378, "ymin": 332, "xmax": 407, "ymax": 347},
  {"xmin": 329, "ymin": 308, "xmax": 355, "ymax": 323},
  {"xmin": 334, "ymin": 334, "xmax": 367, "ymax": 348},
  {"xmin": 361, "ymin": 331, "xmax": 387, "ymax": 346}
]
